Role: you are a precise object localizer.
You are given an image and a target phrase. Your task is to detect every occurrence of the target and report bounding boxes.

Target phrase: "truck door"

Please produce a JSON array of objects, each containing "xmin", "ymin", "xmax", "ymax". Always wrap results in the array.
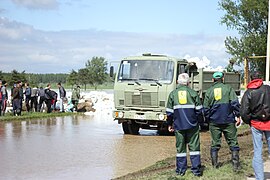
[{"xmin": 177, "ymin": 63, "xmax": 187, "ymax": 77}]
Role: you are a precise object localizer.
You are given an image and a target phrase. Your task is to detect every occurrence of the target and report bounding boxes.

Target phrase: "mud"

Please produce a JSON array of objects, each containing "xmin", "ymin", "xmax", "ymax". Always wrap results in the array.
[{"xmin": 114, "ymin": 128, "xmax": 261, "ymax": 179}]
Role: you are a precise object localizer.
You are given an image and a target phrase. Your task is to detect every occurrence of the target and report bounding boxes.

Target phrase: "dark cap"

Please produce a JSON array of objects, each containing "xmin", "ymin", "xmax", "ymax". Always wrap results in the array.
[
  {"xmin": 213, "ymin": 72, "xmax": 224, "ymax": 79},
  {"xmin": 250, "ymin": 71, "xmax": 262, "ymax": 80}
]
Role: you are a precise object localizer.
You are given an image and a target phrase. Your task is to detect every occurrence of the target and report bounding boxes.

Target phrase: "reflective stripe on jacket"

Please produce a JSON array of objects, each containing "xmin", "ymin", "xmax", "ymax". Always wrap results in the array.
[
  {"xmin": 166, "ymin": 85, "xmax": 202, "ymax": 130},
  {"xmin": 203, "ymin": 82, "xmax": 240, "ymax": 124}
]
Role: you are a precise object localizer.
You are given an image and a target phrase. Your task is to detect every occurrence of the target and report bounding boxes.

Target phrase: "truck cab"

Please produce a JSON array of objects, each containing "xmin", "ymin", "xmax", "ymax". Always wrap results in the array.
[{"xmin": 112, "ymin": 53, "xmax": 241, "ymax": 135}]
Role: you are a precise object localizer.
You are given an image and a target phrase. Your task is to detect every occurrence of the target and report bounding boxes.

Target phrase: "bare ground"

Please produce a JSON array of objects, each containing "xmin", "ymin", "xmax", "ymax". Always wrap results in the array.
[{"xmin": 113, "ymin": 126, "xmax": 270, "ymax": 180}]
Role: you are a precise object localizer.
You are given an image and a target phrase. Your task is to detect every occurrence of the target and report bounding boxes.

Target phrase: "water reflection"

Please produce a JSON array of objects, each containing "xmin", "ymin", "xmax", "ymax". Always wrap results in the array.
[{"xmin": 0, "ymin": 116, "xmax": 175, "ymax": 179}]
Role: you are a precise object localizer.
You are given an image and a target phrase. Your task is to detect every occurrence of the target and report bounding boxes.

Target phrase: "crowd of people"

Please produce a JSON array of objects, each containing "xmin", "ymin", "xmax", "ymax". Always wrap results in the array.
[
  {"xmin": 166, "ymin": 71, "xmax": 270, "ymax": 179},
  {"xmin": 0, "ymin": 80, "xmax": 81, "ymax": 116}
]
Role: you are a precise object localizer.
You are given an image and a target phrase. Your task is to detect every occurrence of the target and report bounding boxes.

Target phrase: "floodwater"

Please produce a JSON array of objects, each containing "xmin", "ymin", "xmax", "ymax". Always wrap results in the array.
[{"xmin": 0, "ymin": 114, "xmax": 176, "ymax": 180}]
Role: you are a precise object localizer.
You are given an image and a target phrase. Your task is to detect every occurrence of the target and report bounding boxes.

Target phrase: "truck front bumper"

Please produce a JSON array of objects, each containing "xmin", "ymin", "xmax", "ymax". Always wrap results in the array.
[{"xmin": 113, "ymin": 110, "xmax": 167, "ymax": 122}]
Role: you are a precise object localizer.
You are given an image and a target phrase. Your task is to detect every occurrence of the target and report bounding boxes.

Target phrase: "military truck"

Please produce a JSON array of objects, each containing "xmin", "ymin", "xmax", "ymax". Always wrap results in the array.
[{"xmin": 111, "ymin": 53, "xmax": 241, "ymax": 135}]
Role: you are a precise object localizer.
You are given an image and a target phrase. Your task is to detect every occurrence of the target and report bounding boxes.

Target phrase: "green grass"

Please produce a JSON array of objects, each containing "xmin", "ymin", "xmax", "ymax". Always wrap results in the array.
[
  {"xmin": 0, "ymin": 111, "xmax": 83, "ymax": 121},
  {"xmin": 130, "ymin": 158, "xmax": 253, "ymax": 180}
]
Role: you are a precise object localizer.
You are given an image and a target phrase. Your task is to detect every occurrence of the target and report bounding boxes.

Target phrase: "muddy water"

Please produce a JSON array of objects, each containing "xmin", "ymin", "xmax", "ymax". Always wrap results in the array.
[{"xmin": 0, "ymin": 114, "xmax": 176, "ymax": 180}]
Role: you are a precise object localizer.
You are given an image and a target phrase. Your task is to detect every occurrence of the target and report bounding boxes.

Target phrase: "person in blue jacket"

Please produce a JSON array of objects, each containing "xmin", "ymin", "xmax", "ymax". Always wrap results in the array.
[
  {"xmin": 166, "ymin": 73, "xmax": 203, "ymax": 177},
  {"xmin": 203, "ymin": 71, "xmax": 241, "ymax": 171}
]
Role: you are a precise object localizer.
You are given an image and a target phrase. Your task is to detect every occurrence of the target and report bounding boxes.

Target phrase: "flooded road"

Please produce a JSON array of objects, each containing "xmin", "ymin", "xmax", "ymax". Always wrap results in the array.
[{"xmin": 0, "ymin": 114, "xmax": 176, "ymax": 180}]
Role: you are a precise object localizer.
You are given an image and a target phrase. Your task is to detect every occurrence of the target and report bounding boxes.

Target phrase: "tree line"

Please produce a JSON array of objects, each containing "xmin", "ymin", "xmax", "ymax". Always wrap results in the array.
[
  {"xmin": 0, "ymin": 70, "xmax": 67, "ymax": 87},
  {"xmin": 0, "ymin": 56, "xmax": 112, "ymax": 89}
]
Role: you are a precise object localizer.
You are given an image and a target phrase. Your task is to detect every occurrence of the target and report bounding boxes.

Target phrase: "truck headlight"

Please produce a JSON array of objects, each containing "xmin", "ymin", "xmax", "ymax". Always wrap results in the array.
[
  {"xmin": 116, "ymin": 111, "xmax": 124, "ymax": 118},
  {"xmin": 158, "ymin": 114, "xmax": 165, "ymax": 120},
  {"xmin": 119, "ymin": 111, "xmax": 124, "ymax": 118}
]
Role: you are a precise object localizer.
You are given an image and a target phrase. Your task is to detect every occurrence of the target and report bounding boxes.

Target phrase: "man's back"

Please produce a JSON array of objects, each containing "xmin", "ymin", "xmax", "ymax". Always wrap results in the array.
[
  {"xmin": 167, "ymin": 85, "xmax": 202, "ymax": 130},
  {"xmin": 241, "ymin": 78, "xmax": 270, "ymax": 123},
  {"xmin": 204, "ymin": 80, "xmax": 240, "ymax": 124}
]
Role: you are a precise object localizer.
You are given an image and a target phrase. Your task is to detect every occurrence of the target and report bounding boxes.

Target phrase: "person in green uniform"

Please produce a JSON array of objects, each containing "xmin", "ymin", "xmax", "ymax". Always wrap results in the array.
[
  {"xmin": 166, "ymin": 73, "xmax": 203, "ymax": 177},
  {"xmin": 71, "ymin": 85, "xmax": 80, "ymax": 112},
  {"xmin": 226, "ymin": 59, "xmax": 236, "ymax": 72},
  {"xmin": 203, "ymin": 71, "xmax": 241, "ymax": 171}
]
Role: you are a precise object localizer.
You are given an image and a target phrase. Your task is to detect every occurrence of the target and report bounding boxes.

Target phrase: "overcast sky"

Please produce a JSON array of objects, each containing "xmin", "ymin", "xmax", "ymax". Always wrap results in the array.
[{"xmin": 0, "ymin": 0, "xmax": 237, "ymax": 73}]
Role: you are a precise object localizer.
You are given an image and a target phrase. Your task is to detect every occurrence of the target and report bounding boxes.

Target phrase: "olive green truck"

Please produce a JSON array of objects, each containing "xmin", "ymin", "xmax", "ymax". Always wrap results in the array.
[{"xmin": 111, "ymin": 53, "xmax": 241, "ymax": 135}]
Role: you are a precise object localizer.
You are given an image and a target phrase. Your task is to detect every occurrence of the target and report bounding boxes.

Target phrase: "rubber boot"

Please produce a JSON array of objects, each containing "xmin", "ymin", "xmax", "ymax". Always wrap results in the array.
[
  {"xmin": 211, "ymin": 150, "xmax": 218, "ymax": 168},
  {"xmin": 232, "ymin": 151, "xmax": 241, "ymax": 171}
]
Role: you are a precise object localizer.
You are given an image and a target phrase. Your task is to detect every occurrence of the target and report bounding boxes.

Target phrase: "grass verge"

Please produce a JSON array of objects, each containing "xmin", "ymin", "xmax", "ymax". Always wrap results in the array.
[{"xmin": 0, "ymin": 111, "xmax": 83, "ymax": 121}]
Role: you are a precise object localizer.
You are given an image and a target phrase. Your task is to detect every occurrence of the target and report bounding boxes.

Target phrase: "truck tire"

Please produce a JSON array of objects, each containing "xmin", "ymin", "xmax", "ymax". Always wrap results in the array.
[
  {"xmin": 128, "ymin": 121, "xmax": 140, "ymax": 135},
  {"xmin": 122, "ymin": 122, "xmax": 130, "ymax": 134}
]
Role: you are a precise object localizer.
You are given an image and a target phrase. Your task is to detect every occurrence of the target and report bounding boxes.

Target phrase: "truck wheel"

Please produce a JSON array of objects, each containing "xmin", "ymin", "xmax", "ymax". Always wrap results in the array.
[
  {"xmin": 122, "ymin": 122, "xmax": 130, "ymax": 134},
  {"xmin": 128, "ymin": 121, "xmax": 140, "ymax": 135}
]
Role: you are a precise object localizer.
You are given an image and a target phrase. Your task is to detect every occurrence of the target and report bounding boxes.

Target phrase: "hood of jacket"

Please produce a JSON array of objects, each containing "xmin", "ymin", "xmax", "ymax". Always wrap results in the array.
[{"xmin": 247, "ymin": 79, "xmax": 263, "ymax": 89}]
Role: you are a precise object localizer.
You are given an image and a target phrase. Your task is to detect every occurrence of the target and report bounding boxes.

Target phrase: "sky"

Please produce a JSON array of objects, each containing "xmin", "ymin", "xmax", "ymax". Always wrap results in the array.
[{"xmin": 0, "ymin": 0, "xmax": 238, "ymax": 73}]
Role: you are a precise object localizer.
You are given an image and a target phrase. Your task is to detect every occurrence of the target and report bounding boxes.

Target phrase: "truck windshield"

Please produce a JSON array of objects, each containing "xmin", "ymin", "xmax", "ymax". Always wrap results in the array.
[{"xmin": 117, "ymin": 60, "xmax": 174, "ymax": 84}]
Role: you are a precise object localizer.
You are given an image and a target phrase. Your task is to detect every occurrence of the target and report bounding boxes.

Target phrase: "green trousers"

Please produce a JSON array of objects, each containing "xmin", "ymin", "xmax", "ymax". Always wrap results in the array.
[
  {"xmin": 209, "ymin": 122, "xmax": 240, "ymax": 152},
  {"xmin": 175, "ymin": 125, "xmax": 201, "ymax": 175},
  {"xmin": 175, "ymin": 125, "xmax": 200, "ymax": 154}
]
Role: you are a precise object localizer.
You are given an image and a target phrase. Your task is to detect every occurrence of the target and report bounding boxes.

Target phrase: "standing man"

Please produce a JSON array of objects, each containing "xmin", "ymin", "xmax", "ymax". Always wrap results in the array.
[
  {"xmin": 71, "ymin": 85, "xmax": 80, "ymax": 112},
  {"xmin": 12, "ymin": 82, "xmax": 22, "ymax": 116},
  {"xmin": 166, "ymin": 73, "xmax": 202, "ymax": 177},
  {"xmin": 203, "ymin": 71, "xmax": 241, "ymax": 171},
  {"xmin": 11, "ymin": 83, "xmax": 16, "ymax": 114},
  {"xmin": 0, "ymin": 80, "xmax": 2, "ymax": 116},
  {"xmin": 44, "ymin": 84, "xmax": 53, "ymax": 113},
  {"xmin": 240, "ymin": 72, "xmax": 270, "ymax": 180},
  {"xmin": 24, "ymin": 82, "xmax": 31, "ymax": 112},
  {"xmin": 57, "ymin": 82, "xmax": 66, "ymax": 112},
  {"xmin": 38, "ymin": 86, "xmax": 46, "ymax": 112},
  {"xmin": 18, "ymin": 81, "xmax": 23, "ymax": 116},
  {"xmin": 1, "ymin": 81, "xmax": 8, "ymax": 116},
  {"xmin": 30, "ymin": 86, "xmax": 38, "ymax": 112}
]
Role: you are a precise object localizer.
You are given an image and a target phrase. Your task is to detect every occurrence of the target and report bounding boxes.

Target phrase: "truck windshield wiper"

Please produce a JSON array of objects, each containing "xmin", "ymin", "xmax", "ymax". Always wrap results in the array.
[
  {"xmin": 122, "ymin": 78, "xmax": 141, "ymax": 85},
  {"xmin": 139, "ymin": 78, "xmax": 162, "ymax": 86},
  {"xmin": 135, "ymin": 81, "xmax": 141, "ymax": 85}
]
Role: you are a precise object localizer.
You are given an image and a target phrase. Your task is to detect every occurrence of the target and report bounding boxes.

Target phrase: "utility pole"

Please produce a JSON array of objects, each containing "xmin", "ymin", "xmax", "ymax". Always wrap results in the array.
[
  {"xmin": 266, "ymin": 0, "xmax": 270, "ymax": 83},
  {"xmin": 244, "ymin": 57, "xmax": 249, "ymax": 88},
  {"xmin": 244, "ymin": 56, "xmax": 266, "ymax": 89}
]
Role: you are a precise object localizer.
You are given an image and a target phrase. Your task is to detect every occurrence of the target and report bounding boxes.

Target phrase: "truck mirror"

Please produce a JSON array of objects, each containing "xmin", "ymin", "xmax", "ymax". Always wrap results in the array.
[{"xmin": 110, "ymin": 66, "xmax": 114, "ymax": 77}]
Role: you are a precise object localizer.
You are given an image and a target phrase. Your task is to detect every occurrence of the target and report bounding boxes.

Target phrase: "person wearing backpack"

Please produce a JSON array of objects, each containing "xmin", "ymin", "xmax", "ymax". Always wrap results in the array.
[
  {"xmin": 24, "ymin": 82, "xmax": 32, "ymax": 112},
  {"xmin": 57, "ymin": 82, "xmax": 66, "ymax": 113},
  {"xmin": 240, "ymin": 72, "xmax": 270, "ymax": 180}
]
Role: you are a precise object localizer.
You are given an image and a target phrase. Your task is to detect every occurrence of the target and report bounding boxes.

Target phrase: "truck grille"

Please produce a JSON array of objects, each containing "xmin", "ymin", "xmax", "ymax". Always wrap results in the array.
[{"xmin": 125, "ymin": 92, "xmax": 158, "ymax": 107}]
